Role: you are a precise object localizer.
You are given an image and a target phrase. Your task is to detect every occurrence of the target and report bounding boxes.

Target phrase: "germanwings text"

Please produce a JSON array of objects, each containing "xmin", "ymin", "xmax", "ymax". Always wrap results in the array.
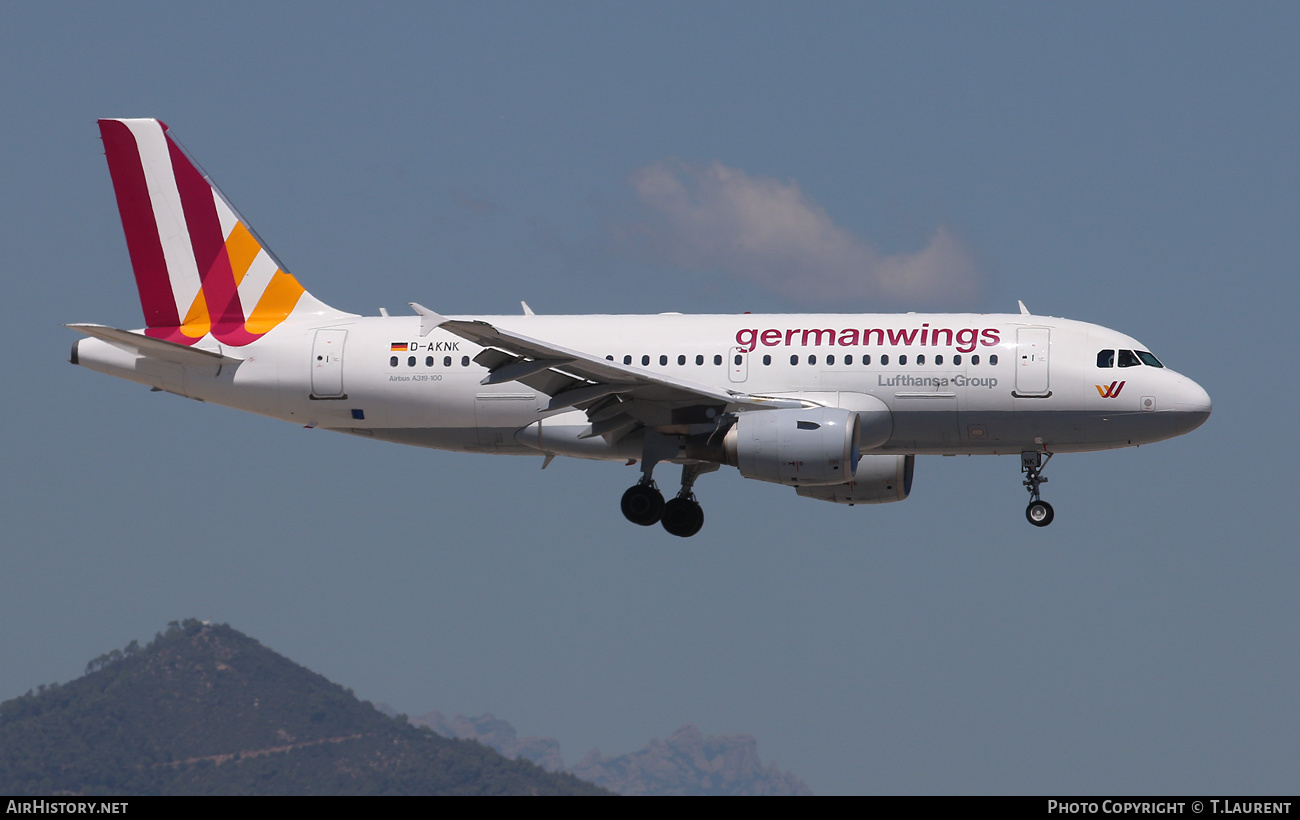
[{"xmin": 735, "ymin": 325, "xmax": 1000, "ymax": 354}]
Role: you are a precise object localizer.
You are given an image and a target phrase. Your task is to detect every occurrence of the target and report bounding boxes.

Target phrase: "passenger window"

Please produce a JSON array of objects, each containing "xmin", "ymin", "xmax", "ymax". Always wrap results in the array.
[
  {"xmin": 426, "ymin": 356, "xmax": 434, "ymax": 366},
  {"xmin": 880, "ymin": 354, "xmax": 889, "ymax": 365},
  {"xmin": 989, "ymin": 354, "xmax": 998, "ymax": 365},
  {"xmin": 917, "ymin": 354, "xmax": 925, "ymax": 365},
  {"xmin": 808, "ymin": 355, "xmax": 816, "ymax": 365},
  {"xmin": 763, "ymin": 354, "xmax": 771, "ymax": 366},
  {"xmin": 624, "ymin": 355, "xmax": 632, "ymax": 365},
  {"xmin": 444, "ymin": 356, "xmax": 452, "ymax": 367},
  {"xmin": 862, "ymin": 354, "xmax": 870, "ymax": 365},
  {"xmin": 659, "ymin": 355, "xmax": 668, "ymax": 366},
  {"xmin": 790, "ymin": 355, "xmax": 799, "ymax": 366},
  {"xmin": 971, "ymin": 355, "xmax": 980, "ymax": 365},
  {"xmin": 390, "ymin": 356, "xmax": 398, "ymax": 367},
  {"xmin": 605, "ymin": 355, "xmax": 613, "ymax": 361},
  {"xmin": 827, "ymin": 354, "xmax": 836, "ymax": 365},
  {"xmin": 1119, "ymin": 349, "xmax": 1141, "ymax": 368},
  {"xmin": 642, "ymin": 355, "xmax": 650, "ymax": 366},
  {"xmin": 935, "ymin": 354, "xmax": 943, "ymax": 365},
  {"xmin": 843, "ymin": 354, "xmax": 854, "ymax": 365},
  {"xmin": 696, "ymin": 354, "xmax": 704, "ymax": 365},
  {"xmin": 734, "ymin": 354, "xmax": 743, "ymax": 366},
  {"xmin": 461, "ymin": 356, "xmax": 470, "ymax": 367},
  {"xmin": 407, "ymin": 356, "xmax": 416, "ymax": 367},
  {"xmin": 899, "ymin": 354, "xmax": 907, "ymax": 365},
  {"xmin": 713, "ymin": 354, "xmax": 722, "ymax": 365},
  {"xmin": 1097, "ymin": 350, "xmax": 1114, "ymax": 368}
]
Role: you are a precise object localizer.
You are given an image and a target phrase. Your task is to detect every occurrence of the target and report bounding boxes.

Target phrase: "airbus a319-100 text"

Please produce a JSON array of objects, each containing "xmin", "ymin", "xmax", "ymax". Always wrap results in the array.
[{"xmin": 69, "ymin": 119, "xmax": 1212, "ymax": 537}]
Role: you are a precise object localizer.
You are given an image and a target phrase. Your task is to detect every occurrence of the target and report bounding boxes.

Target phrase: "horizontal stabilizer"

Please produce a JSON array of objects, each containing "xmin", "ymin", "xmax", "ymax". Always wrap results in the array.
[{"xmin": 66, "ymin": 324, "xmax": 242, "ymax": 367}]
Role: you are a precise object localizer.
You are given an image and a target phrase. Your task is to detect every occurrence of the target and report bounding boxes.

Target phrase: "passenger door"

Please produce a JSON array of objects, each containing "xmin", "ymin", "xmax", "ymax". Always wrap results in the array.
[{"xmin": 1014, "ymin": 327, "xmax": 1051, "ymax": 397}]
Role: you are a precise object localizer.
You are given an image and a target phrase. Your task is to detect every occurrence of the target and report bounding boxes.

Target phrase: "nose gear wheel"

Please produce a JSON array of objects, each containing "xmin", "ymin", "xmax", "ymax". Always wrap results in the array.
[{"xmin": 1025, "ymin": 499, "xmax": 1054, "ymax": 527}]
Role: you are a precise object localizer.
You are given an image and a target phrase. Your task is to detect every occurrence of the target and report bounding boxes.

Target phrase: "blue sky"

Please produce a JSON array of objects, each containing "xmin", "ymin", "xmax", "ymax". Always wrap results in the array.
[{"xmin": 2, "ymin": 3, "xmax": 1297, "ymax": 793}]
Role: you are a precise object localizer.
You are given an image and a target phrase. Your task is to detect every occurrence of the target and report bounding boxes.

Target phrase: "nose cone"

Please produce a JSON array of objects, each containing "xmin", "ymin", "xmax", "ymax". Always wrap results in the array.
[{"xmin": 1175, "ymin": 377, "xmax": 1212, "ymax": 432}]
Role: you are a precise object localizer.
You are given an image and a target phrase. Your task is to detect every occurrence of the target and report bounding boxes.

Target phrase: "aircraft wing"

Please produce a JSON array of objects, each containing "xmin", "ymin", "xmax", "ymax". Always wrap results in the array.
[{"xmin": 410, "ymin": 304, "xmax": 801, "ymax": 436}]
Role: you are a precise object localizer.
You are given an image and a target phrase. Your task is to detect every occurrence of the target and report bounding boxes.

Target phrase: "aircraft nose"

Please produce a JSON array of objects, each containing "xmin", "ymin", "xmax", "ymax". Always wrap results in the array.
[{"xmin": 1175, "ymin": 376, "xmax": 1212, "ymax": 429}]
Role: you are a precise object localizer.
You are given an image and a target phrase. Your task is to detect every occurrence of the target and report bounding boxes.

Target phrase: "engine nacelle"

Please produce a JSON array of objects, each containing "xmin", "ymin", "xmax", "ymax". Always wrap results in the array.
[
  {"xmin": 795, "ymin": 455, "xmax": 914, "ymax": 505},
  {"xmin": 723, "ymin": 407, "xmax": 860, "ymax": 486}
]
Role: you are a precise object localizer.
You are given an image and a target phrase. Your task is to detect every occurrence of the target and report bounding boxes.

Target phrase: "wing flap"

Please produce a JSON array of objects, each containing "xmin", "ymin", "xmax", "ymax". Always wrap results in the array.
[{"xmin": 480, "ymin": 357, "xmax": 571, "ymax": 386}]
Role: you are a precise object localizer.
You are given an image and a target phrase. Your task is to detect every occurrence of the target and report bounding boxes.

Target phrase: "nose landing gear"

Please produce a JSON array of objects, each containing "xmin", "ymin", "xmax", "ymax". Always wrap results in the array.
[{"xmin": 1022, "ymin": 451, "xmax": 1054, "ymax": 527}]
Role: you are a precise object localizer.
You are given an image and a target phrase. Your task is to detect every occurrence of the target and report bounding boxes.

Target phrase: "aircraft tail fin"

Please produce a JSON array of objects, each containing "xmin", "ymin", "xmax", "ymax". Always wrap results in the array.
[{"xmin": 97, "ymin": 118, "xmax": 346, "ymax": 347}]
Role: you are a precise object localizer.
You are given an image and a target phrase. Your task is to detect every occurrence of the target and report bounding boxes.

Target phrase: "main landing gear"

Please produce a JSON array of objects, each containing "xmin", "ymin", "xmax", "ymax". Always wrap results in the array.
[
  {"xmin": 621, "ymin": 481, "xmax": 665, "ymax": 526},
  {"xmin": 661, "ymin": 493, "xmax": 705, "ymax": 538},
  {"xmin": 620, "ymin": 446, "xmax": 716, "ymax": 537},
  {"xmin": 1021, "ymin": 451, "xmax": 1054, "ymax": 527}
]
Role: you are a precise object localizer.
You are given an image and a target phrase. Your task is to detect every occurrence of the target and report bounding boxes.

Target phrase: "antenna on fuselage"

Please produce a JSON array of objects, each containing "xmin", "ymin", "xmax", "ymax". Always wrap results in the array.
[{"xmin": 1018, "ymin": 300, "xmax": 1031, "ymax": 316}]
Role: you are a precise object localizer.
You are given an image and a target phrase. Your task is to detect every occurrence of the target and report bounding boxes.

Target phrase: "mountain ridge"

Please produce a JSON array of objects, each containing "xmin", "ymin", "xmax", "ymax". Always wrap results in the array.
[
  {"xmin": 0, "ymin": 620, "xmax": 606, "ymax": 796},
  {"xmin": 412, "ymin": 710, "xmax": 812, "ymax": 795}
]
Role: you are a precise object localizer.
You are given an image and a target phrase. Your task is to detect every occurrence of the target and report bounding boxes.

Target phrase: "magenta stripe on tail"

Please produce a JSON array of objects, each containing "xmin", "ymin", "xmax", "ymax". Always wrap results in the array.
[{"xmin": 98, "ymin": 120, "xmax": 180, "ymax": 330}]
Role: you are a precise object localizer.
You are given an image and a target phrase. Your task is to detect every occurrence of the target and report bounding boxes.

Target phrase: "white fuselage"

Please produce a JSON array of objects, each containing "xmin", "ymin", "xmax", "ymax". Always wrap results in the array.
[
  {"xmin": 76, "ymin": 117, "xmax": 1213, "ymax": 532},
  {"xmin": 73, "ymin": 311, "xmax": 1212, "ymax": 461}
]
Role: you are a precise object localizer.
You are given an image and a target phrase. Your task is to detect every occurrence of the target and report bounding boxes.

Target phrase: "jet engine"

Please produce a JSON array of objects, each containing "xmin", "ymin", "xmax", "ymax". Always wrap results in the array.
[
  {"xmin": 721, "ymin": 407, "xmax": 860, "ymax": 486},
  {"xmin": 795, "ymin": 455, "xmax": 914, "ymax": 505}
]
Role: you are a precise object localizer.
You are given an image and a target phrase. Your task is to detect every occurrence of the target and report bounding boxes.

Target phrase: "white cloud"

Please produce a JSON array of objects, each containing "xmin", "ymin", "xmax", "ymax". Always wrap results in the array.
[{"xmin": 613, "ymin": 160, "xmax": 980, "ymax": 307}]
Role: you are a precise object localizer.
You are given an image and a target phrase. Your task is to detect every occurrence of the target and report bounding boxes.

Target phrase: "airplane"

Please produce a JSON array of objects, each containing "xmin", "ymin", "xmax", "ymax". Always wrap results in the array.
[{"xmin": 69, "ymin": 118, "xmax": 1212, "ymax": 537}]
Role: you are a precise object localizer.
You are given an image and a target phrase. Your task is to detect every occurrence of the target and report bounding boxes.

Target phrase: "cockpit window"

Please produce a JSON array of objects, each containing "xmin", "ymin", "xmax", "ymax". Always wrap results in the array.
[
  {"xmin": 1118, "ymin": 349, "xmax": 1141, "ymax": 368},
  {"xmin": 1096, "ymin": 350, "xmax": 1114, "ymax": 368},
  {"xmin": 1136, "ymin": 350, "xmax": 1164, "ymax": 368}
]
